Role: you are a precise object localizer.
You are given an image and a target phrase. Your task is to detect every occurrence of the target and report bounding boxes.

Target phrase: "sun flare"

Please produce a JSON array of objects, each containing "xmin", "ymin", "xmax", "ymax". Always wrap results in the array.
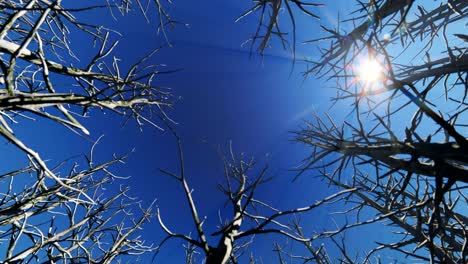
[{"xmin": 357, "ymin": 59, "xmax": 384, "ymax": 84}]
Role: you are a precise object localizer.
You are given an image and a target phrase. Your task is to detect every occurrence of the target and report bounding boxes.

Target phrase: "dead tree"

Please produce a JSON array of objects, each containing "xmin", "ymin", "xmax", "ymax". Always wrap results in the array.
[
  {"xmin": 0, "ymin": 0, "xmax": 175, "ymax": 262},
  {"xmin": 288, "ymin": 0, "xmax": 467, "ymax": 263},
  {"xmin": 154, "ymin": 132, "xmax": 356, "ymax": 263},
  {"xmin": 239, "ymin": 0, "xmax": 467, "ymax": 262},
  {"xmin": 238, "ymin": 0, "xmax": 322, "ymax": 57},
  {"xmin": 0, "ymin": 148, "xmax": 157, "ymax": 263}
]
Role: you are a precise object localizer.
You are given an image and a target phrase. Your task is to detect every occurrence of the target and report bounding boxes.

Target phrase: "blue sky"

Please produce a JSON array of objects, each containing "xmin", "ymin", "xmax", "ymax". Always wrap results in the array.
[
  {"xmin": 86, "ymin": 2, "xmax": 335, "ymax": 261},
  {"xmin": 3, "ymin": 0, "xmax": 412, "ymax": 262},
  {"xmin": 11, "ymin": 1, "xmax": 462, "ymax": 262},
  {"xmin": 77, "ymin": 1, "xmax": 386, "ymax": 262}
]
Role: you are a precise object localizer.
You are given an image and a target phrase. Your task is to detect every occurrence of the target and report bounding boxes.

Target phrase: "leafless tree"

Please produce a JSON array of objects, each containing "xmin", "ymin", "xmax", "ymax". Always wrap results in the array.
[
  {"xmin": 238, "ymin": 0, "xmax": 467, "ymax": 262},
  {"xmin": 154, "ymin": 132, "xmax": 356, "ymax": 263},
  {"xmin": 0, "ymin": 146, "xmax": 157, "ymax": 263},
  {"xmin": 284, "ymin": 0, "xmax": 467, "ymax": 263},
  {"xmin": 0, "ymin": 0, "xmax": 176, "ymax": 262},
  {"xmin": 237, "ymin": 0, "xmax": 322, "ymax": 58}
]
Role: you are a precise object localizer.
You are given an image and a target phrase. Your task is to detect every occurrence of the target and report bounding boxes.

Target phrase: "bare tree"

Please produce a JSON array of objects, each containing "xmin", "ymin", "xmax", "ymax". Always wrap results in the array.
[
  {"xmin": 285, "ymin": 0, "xmax": 467, "ymax": 263},
  {"xmin": 237, "ymin": 0, "xmax": 322, "ymax": 58},
  {"xmin": 0, "ymin": 147, "xmax": 157, "ymax": 263},
  {"xmin": 154, "ymin": 132, "xmax": 356, "ymax": 263},
  {"xmin": 0, "ymin": 0, "xmax": 176, "ymax": 262}
]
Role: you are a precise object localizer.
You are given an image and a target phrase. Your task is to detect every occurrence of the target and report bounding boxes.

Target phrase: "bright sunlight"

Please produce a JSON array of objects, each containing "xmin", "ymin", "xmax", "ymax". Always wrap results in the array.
[{"xmin": 357, "ymin": 58, "xmax": 384, "ymax": 85}]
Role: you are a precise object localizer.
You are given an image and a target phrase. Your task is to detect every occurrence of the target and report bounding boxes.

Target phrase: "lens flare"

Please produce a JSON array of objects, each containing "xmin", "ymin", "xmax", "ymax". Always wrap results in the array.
[{"xmin": 357, "ymin": 59, "xmax": 384, "ymax": 84}]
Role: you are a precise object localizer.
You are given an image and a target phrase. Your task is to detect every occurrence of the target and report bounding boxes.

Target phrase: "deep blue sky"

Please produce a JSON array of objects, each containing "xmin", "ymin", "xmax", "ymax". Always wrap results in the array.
[
  {"xmin": 108, "ymin": 3, "xmax": 336, "ymax": 260},
  {"xmin": 9, "ymin": 1, "xmax": 394, "ymax": 262},
  {"xmin": 3, "ymin": 1, "xmax": 464, "ymax": 262},
  {"xmin": 97, "ymin": 2, "xmax": 344, "ymax": 261}
]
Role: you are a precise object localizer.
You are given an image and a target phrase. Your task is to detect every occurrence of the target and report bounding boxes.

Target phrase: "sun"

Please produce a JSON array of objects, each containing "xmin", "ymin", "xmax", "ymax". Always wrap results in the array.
[{"xmin": 357, "ymin": 58, "xmax": 384, "ymax": 84}]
